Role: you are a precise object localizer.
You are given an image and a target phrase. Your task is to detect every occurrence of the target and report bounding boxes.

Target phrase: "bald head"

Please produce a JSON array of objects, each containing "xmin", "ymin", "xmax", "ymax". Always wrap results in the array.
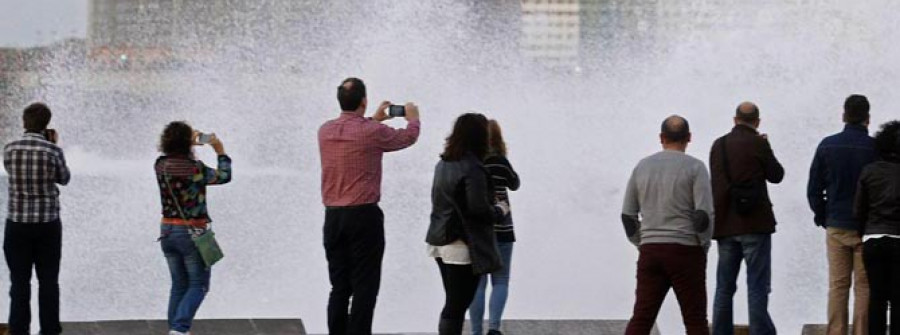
[
  {"xmin": 337, "ymin": 77, "xmax": 367, "ymax": 112},
  {"xmin": 661, "ymin": 115, "xmax": 690, "ymax": 143},
  {"xmin": 735, "ymin": 102, "xmax": 760, "ymax": 123}
]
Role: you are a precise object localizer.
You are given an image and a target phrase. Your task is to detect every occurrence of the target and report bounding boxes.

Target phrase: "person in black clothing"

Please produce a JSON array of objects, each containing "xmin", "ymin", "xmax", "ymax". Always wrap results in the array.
[
  {"xmin": 426, "ymin": 113, "xmax": 509, "ymax": 335},
  {"xmin": 468, "ymin": 119, "xmax": 520, "ymax": 335},
  {"xmin": 855, "ymin": 120, "xmax": 900, "ymax": 335}
]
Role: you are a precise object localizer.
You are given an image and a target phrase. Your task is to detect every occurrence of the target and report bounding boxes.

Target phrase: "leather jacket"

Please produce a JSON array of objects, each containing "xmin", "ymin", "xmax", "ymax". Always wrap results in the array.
[
  {"xmin": 856, "ymin": 160, "xmax": 900, "ymax": 236},
  {"xmin": 426, "ymin": 152, "xmax": 503, "ymax": 275}
]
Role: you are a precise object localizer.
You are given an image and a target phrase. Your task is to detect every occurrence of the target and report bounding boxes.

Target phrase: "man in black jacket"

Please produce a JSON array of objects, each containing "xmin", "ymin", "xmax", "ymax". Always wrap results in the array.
[{"xmin": 710, "ymin": 102, "xmax": 784, "ymax": 335}]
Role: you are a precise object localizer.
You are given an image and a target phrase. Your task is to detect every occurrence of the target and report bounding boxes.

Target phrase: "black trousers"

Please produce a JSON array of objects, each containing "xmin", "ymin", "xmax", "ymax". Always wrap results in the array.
[
  {"xmin": 3, "ymin": 220, "xmax": 62, "ymax": 335},
  {"xmin": 863, "ymin": 237, "xmax": 900, "ymax": 335},
  {"xmin": 323, "ymin": 204, "xmax": 385, "ymax": 335},
  {"xmin": 436, "ymin": 258, "xmax": 480, "ymax": 335}
]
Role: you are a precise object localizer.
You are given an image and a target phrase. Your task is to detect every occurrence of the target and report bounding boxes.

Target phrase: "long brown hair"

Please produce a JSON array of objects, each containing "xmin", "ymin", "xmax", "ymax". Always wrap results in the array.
[
  {"xmin": 488, "ymin": 119, "xmax": 507, "ymax": 156},
  {"xmin": 440, "ymin": 113, "xmax": 489, "ymax": 161}
]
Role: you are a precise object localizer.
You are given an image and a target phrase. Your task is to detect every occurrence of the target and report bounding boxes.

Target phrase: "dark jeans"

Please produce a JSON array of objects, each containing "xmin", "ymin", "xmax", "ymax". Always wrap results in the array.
[
  {"xmin": 324, "ymin": 204, "xmax": 385, "ymax": 335},
  {"xmin": 863, "ymin": 237, "xmax": 900, "ymax": 335},
  {"xmin": 160, "ymin": 224, "xmax": 211, "ymax": 332},
  {"xmin": 625, "ymin": 243, "xmax": 708, "ymax": 335},
  {"xmin": 3, "ymin": 220, "xmax": 62, "ymax": 335},
  {"xmin": 713, "ymin": 233, "xmax": 776, "ymax": 335},
  {"xmin": 436, "ymin": 258, "xmax": 480, "ymax": 335}
]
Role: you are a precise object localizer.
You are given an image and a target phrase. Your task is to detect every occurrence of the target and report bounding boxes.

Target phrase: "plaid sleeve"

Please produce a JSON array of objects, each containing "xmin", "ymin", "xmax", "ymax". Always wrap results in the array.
[{"xmin": 54, "ymin": 147, "xmax": 70, "ymax": 185}]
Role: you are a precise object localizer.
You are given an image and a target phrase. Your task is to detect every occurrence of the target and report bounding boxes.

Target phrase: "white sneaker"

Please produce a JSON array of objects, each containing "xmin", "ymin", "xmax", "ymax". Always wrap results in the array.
[{"xmin": 168, "ymin": 331, "xmax": 190, "ymax": 335}]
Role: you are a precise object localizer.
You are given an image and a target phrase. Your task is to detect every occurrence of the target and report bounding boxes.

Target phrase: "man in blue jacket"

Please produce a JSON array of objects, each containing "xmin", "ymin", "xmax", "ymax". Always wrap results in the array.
[{"xmin": 807, "ymin": 94, "xmax": 876, "ymax": 335}]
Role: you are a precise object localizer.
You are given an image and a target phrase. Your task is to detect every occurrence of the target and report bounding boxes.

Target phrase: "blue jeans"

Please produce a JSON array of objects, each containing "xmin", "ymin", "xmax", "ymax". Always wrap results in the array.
[
  {"xmin": 713, "ymin": 234, "xmax": 776, "ymax": 335},
  {"xmin": 160, "ymin": 225, "xmax": 211, "ymax": 332},
  {"xmin": 469, "ymin": 242, "xmax": 513, "ymax": 334}
]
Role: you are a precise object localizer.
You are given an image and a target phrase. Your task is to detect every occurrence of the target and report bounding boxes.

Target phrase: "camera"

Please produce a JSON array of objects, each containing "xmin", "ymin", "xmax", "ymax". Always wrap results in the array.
[{"xmin": 388, "ymin": 105, "xmax": 405, "ymax": 117}]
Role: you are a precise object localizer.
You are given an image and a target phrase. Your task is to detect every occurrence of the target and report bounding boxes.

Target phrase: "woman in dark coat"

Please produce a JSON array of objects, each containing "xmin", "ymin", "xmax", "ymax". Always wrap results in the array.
[
  {"xmin": 855, "ymin": 120, "xmax": 900, "ymax": 335},
  {"xmin": 426, "ymin": 113, "xmax": 508, "ymax": 335}
]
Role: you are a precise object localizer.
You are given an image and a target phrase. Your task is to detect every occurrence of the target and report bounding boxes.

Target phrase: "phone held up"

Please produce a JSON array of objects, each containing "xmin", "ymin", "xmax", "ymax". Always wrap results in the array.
[
  {"xmin": 197, "ymin": 132, "xmax": 214, "ymax": 145},
  {"xmin": 388, "ymin": 105, "xmax": 405, "ymax": 118},
  {"xmin": 42, "ymin": 129, "xmax": 57, "ymax": 143}
]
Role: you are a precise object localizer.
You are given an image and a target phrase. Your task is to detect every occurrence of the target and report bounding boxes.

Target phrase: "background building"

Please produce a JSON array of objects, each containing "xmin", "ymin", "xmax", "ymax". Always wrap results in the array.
[
  {"xmin": 520, "ymin": 0, "xmax": 582, "ymax": 68},
  {"xmin": 87, "ymin": 0, "xmax": 329, "ymax": 69}
]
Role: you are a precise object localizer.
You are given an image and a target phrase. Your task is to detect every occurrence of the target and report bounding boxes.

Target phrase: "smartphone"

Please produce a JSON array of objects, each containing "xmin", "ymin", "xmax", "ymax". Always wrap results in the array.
[
  {"xmin": 388, "ymin": 105, "xmax": 405, "ymax": 117},
  {"xmin": 197, "ymin": 132, "xmax": 213, "ymax": 144},
  {"xmin": 42, "ymin": 129, "xmax": 56, "ymax": 143}
]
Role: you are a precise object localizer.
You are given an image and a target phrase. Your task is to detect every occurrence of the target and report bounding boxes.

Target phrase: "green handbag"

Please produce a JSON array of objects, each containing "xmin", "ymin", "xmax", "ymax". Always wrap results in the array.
[
  {"xmin": 191, "ymin": 228, "xmax": 224, "ymax": 269},
  {"xmin": 163, "ymin": 172, "xmax": 224, "ymax": 269}
]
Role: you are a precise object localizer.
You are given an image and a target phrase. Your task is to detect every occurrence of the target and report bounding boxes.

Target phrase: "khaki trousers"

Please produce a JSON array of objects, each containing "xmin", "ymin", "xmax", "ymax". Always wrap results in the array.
[{"xmin": 827, "ymin": 227, "xmax": 869, "ymax": 335}]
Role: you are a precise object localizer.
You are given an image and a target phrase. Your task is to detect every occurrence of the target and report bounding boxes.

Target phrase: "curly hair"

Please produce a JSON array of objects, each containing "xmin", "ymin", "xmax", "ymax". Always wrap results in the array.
[
  {"xmin": 159, "ymin": 121, "xmax": 193, "ymax": 156},
  {"xmin": 441, "ymin": 113, "xmax": 489, "ymax": 161},
  {"xmin": 874, "ymin": 120, "xmax": 900, "ymax": 161}
]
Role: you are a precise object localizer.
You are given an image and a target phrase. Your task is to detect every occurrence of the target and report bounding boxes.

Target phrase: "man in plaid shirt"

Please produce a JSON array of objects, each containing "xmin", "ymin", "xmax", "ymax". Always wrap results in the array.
[
  {"xmin": 3, "ymin": 103, "xmax": 70, "ymax": 335},
  {"xmin": 318, "ymin": 77, "xmax": 420, "ymax": 335}
]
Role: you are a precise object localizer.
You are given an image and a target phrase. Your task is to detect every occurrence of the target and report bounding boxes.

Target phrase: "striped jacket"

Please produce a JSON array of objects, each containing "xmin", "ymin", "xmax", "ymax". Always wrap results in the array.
[{"xmin": 485, "ymin": 154, "xmax": 520, "ymax": 242}]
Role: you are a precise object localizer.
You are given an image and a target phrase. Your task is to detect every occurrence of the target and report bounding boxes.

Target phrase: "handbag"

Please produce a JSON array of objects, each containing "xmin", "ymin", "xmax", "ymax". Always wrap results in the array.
[
  {"xmin": 720, "ymin": 136, "xmax": 765, "ymax": 216},
  {"xmin": 162, "ymin": 168, "xmax": 224, "ymax": 269}
]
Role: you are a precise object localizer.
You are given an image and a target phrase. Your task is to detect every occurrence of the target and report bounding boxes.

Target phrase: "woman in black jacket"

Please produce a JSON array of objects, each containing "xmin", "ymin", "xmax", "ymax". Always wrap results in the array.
[
  {"xmin": 426, "ymin": 113, "xmax": 508, "ymax": 335},
  {"xmin": 855, "ymin": 120, "xmax": 900, "ymax": 335}
]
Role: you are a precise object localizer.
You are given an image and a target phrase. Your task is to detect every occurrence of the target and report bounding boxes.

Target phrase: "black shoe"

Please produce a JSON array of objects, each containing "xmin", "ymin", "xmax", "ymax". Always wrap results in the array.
[{"xmin": 487, "ymin": 330, "xmax": 503, "ymax": 335}]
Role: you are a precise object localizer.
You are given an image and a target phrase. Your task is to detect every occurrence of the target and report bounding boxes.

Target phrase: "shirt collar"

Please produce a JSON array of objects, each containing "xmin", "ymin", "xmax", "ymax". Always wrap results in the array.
[
  {"xmin": 339, "ymin": 112, "xmax": 364, "ymax": 120},
  {"xmin": 22, "ymin": 132, "xmax": 45, "ymax": 139}
]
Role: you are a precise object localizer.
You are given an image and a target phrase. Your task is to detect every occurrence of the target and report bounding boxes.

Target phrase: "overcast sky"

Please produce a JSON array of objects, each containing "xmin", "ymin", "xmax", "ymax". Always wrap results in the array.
[{"xmin": 0, "ymin": 0, "xmax": 88, "ymax": 47}]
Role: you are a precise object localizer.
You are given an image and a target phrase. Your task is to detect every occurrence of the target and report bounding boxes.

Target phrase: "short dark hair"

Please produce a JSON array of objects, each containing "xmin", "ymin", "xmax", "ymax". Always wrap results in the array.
[
  {"xmin": 23, "ymin": 102, "xmax": 51, "ymax": 132},
  {"xmin": 735, "ymin": 103, "xmax": 760, "ymax": 123},
  {"xmin": 441, "ymin": 113, "xmax": 489, "ymax": 161},
  {"xmin": 661, "ymin": 115, "xmax": 690, "ymax": 142},
  {"xmin": 844, "ymin": 94, "xmax": 870, "ymax": 125},
  {"xmin": 873, "ymin": 120, "xmax": 900, "ymax": 161},
  {"xmin": 337, "ymin": 77, "xmax": 366, "ymax": 111},
  {"xmin": 159, "ymin": 121, "xmax": 193, "ymax": 156}
]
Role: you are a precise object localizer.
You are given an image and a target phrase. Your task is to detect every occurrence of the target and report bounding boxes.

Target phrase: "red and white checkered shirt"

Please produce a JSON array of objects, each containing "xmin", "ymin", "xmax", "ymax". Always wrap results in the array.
[{"xmin": 318, "ymin": 113, "xmax": 420, "ymax": 207}]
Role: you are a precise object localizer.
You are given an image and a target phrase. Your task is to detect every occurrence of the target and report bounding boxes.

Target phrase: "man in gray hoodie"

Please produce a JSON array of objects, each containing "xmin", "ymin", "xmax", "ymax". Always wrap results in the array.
[{"xmin": 621, "ymin": 115, "xmax": 715, "ymax": 335}]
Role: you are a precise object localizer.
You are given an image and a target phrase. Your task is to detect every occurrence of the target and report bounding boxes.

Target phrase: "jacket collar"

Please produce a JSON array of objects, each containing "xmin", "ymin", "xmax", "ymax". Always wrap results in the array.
[
  {"xmin": 843, "ymin": 124, "xmax": 868, "ymax": 133},
  {"xmin": 731, "ymin": 123, "xmax": 759, "ymax": 134}
]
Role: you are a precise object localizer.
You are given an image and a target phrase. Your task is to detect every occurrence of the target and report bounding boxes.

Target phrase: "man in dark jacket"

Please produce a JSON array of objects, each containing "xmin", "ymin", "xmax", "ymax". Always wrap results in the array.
[
  {"xmin": 807, "ymin": 95, "xmax": 875, "ymax": 335},
  {"xmin": 710, "ymin": 102, "xmax": 784, "ymax": 335}
]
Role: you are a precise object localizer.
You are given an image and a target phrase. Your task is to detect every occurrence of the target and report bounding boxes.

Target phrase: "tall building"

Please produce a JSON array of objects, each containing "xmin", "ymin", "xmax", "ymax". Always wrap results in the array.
[{"xmin": 520, "ymin": 0, "xmax": 581, "ymax": 68}]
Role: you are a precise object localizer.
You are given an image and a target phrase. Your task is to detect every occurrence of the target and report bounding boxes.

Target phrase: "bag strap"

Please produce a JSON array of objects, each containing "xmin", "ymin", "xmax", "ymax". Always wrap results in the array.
[
  {"xmin": 720, "ymin": 135, "xmax": 733, "ymax": 184},
  {"xmin": 161, "ymin": 162, "xmax": 188, "ymax": 221}
]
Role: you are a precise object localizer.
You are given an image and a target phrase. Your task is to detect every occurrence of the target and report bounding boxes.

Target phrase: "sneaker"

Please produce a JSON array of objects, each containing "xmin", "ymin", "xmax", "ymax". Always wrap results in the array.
[
  {"xmin": 487, "ymin": 330, "xmax": 503, "ymax": 335},
  {"xmin": 168, "ymin": 331, "xmax": 190, "ymax": 335}
]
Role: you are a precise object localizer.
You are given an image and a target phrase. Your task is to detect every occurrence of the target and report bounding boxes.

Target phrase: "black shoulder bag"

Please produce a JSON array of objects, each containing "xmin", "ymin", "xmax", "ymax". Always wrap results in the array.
[{"xmin": 720, "ymin": 136, "xmax": 765, "ymax": 216}]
